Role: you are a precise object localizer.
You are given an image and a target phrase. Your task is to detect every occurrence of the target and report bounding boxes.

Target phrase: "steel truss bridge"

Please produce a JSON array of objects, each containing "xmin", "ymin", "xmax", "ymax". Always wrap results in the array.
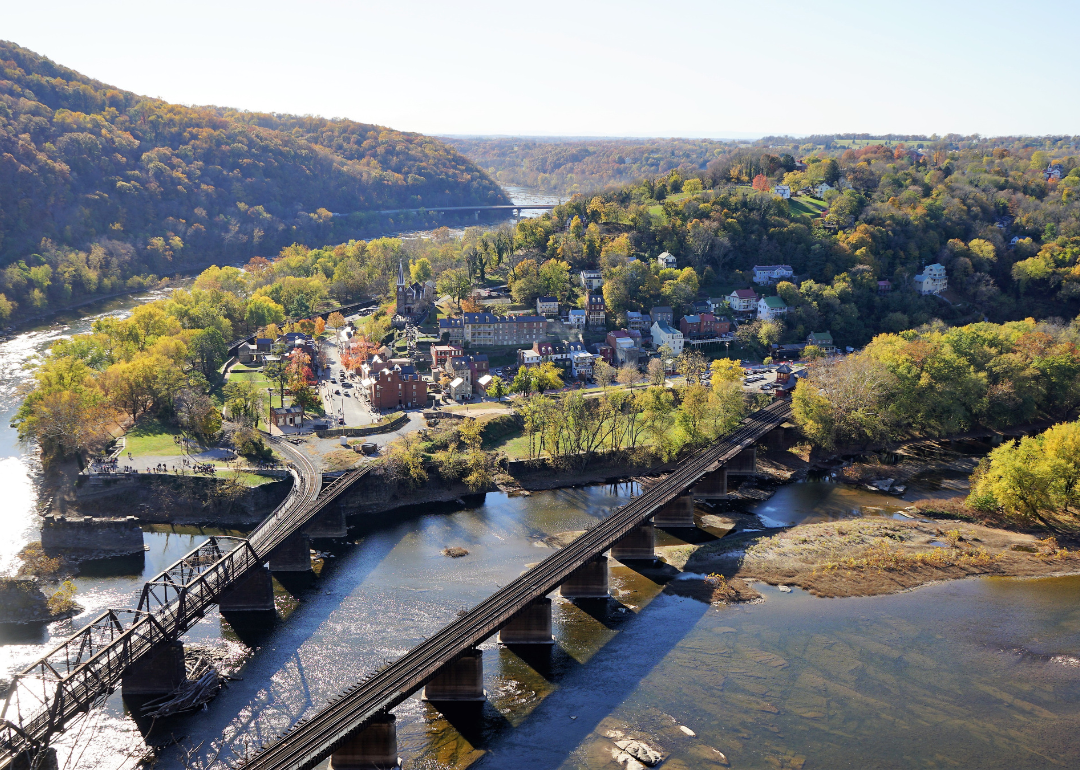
[
  {"xmin": 241, "ymin": 400, "xmax": 792, "ymax": 770},
  {"xmin": 0, "ymin": 437, "xmax": 372, "ymax": 767}
]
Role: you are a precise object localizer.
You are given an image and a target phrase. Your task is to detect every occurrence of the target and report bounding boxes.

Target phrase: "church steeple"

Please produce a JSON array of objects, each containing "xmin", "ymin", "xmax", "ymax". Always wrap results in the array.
[{"xmin": 398, "ymin": 259, "xmax": 406, "ymax": 286}]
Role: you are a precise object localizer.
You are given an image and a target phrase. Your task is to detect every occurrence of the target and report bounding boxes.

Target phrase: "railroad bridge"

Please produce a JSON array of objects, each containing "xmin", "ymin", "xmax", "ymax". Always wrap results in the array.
[
  {"xmin": 240, "ymin": 400, "xmax": 792, "ymax": 770},
  {"xmin": 0, "ymin": 437, "xmax": 372, "ymax": 768}
]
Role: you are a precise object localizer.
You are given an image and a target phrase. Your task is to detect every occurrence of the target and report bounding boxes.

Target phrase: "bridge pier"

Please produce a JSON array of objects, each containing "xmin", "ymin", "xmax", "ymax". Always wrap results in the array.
[
  {"xmin": 498, "ymin": 597, "xmax": 554, "ymax": 645},
  {"xmin": 653, "ymin": 494, "xmax": 696, "ymax": 527},
  {"xmin": 328, "ymin": 713, "xmax": 399, "ymax": 769},
  {"xmin": 692, "ymin": 467, "xmax": 728, "ymax": 499},
  {"xmin": 610, "ymin": 522, "xmax": 655, "ymax": 562},
  {"xmin": 474, "ymin": 211, "xmax": 479, "ymax": 221},
  {"xmin": 121, "ymin": 640, "xmax": 186, "ymax": 698},
  {"xmin": 269, "ymin": 532, "xmax": 311, "ymax": 572},
  {"xmin": 422, "ymin": 647, "xmax": 485, "ymax": 702},
  {"xmin": 560, "ymin": 555, "xmax": 609, "ymax": 599},
  {"xmin": 727, "ymin": 446, "xmax": 757, "ymax": 475},
  {"xmin": 219, "ymin": 565, "xmax": 275, "ymax": 613},
  {"xmin": 303, "ymin": 504, "xmax": 347, "ymax": 538}
]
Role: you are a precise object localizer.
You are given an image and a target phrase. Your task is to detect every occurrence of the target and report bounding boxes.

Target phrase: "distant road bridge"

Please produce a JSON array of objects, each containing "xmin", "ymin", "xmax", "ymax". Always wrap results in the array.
[
  {"xmin": 241, "ymin": 400, "xmax": 792, "ymax": 770},
  {"xmin": 0, "ymin": 441, "xmax": 374, "ymax": 768},
  {"xmin": 348, "ymin": 203, "xmax": 558, "ymax": 219}
]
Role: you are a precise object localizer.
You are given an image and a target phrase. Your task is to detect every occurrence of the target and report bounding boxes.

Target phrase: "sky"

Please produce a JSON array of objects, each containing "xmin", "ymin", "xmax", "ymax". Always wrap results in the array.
[{"xmin": 3, "ymin": 0, "xmax": 1077, "ymax": 139}]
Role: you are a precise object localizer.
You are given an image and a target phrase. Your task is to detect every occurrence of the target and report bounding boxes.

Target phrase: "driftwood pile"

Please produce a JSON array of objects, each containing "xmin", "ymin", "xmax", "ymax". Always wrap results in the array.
[{"xmin": 141, "ymin": 657, "xmax": 225, "ymax": 718}]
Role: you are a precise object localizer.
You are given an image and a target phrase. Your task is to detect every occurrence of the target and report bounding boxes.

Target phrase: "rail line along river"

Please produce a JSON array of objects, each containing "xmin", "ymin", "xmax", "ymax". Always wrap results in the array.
[{"xmin": 2, "ymin": 191, "xmax": 1079, "ymax": 769}]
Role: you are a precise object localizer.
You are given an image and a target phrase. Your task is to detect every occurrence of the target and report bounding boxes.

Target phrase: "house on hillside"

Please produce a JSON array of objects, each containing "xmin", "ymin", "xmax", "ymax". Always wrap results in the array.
[
  {"xmin": 657, "ymin": 252, "xmax": 677, "ymax": 270},
  {"xmin": 438, "ymin": 316, "xmax": 464, "ymax": 344},
  {"xmin": 774, "ymin": 184, "xmax": 791, "ymax": 199},
  {"xmin": 913, "ymin": 263, "xmax": 948, "ymax": 295},
  {"xmin": 367, "ymin": 365, "xmax": 428, "ymax": 409},
  {"xmin": 753, "ymin": 265, "xmax": 794, "ymax": 285},
  {"xmin": 651, "ymin": 321, "xmax": 684, "ymax": 356},
  {"xmin": 570, "ymin": 350, "xmax": 597, "ymax": 380},
  {"xmin": 877, "ymin": 280, "xmax": 891, "ymax": 295},
  {"xmin": 815, "ymin": 182, "xmax": 833, "ymax": 197},
  {"xmin": 580, "ymin": 269, "xmax": 603, "ymax": 291},
  {"xmin": 626, "ymin": 310, "xmax": 650, "ymax": 331},
  {"xmin": 727, "ymin": 289, "xmax": 758, "ymax": 313},
  {"xmin": 587, "ymin": 293, "xmax": 607, "ymax": 328},
  {"xmin": 650, "ymin": 306, "xmax": 673, "ymax": 327},
  {"xmin": 806, "ymin": 331, "xmax": 836, "ymax": 354},
  {"xmin": 536, "ymin": 296, "xmax": 559, "ymax": 316},
  {"xmin": 757, "ymin": 296, "xmax": 788, "ymax": 320},
  {"xmin": 567, "ymin": 308, "xmax": 586, "ymax": 329}
]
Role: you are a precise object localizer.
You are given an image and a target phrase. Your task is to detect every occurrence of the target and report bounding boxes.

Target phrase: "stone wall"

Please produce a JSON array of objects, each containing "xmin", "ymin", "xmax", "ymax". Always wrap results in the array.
[{"xmin": 41, "ymin": 514, "xmax": 144, "ymax": 555}]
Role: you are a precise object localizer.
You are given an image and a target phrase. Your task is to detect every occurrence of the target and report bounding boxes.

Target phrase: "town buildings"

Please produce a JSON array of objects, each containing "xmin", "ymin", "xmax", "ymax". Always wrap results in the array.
[
  {"xmin": 567, "ymin": 309, "xmax": 586, "ymax": 329},
  {"xmin": 447, "ymin": 354, "xmax": 490, "ymax": 394},
  {"xmin": 806, "ymin": 331, "xmax": 836, "ymax": 354},
  {"xmin": 680, "ymin": 312, "xmax": 724, "ymax": 339},
  {"xmin": 438, "ymin": 316, "xmax": 464, "ymax": 344},
  {"xmin": 651, "ymin": 320, "xmax": 685, "ymax": 356},
  {"xmin": 657, "ymin": 252, "xmax": 677, "ymax": 270},
  {"xmin": 365, "ymin": 365, "xmax": 428, "ymax": 409},
  {"xmin": 395, "ymin": 260, "xmax": 433, "ymax": 319},
  {"xmin": 752, "ymin": 265, "xmax": 794, "ymax": 285},
  {"xmin": 650, "ymin": 306, "xmax": 673, "ymax": 327},
  {"xmin": 458, "ymin": 313, "xmax": 548, "ymax": 346},
  {"xmin": 914, "ymin": 263, "xmax": 948, "ymax": 295},
  {"xmin": 431, "ymin": 344, "xmax": 463, "ymax": 370},
  {"xmin": 570, "ymin": 350, "xmax": 598, "ymax": 380},
  {"xmin": 626, "ymin": 310, "xmax": 651, "ymax": 331},
  {"xmin": 773, "ymin": 184, "xmax": 791, "ymax": 199}
]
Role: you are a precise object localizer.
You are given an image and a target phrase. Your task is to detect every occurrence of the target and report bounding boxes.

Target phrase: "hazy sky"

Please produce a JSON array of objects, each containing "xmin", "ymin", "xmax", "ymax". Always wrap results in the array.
[{"xmin": 4, "ymin": 0, "xmax": 1077, "ymax": 139}]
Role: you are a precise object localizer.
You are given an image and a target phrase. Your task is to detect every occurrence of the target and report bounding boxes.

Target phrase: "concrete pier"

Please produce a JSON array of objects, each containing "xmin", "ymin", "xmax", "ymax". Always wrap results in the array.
[
  {"xmin": 727, "ymin": 446, "xmax": 757, "ymax": 475},
  {"xmin": 328, "ymin": 713, "xmax": 399, "ymax": 770},
  {"xmin": 421, "ymin": 647, "xmax": 485, "ymax": 702},
  {"xmin": 610, "ymin": 522, "xmax": 655, "ymax": 562},
  {"xmin": 692, "ymin": 467, "xmax": 728, "ymax": 499},
  {"xmin": 121, "ymin": 640, "xmax": 185, "ymax": 697},
  {"xmin": 40, "ymin": 514, "xmax": 143, "ymax": 556},
  {"xmin": 653, "ymin": 494, "xmax": 696, "ymax": 527},
  {"xmin": 559, "ymin": 555, "xmax": 609, "ymax": 599},
  {"xmin": 303, "ymin": 505, "xmax": 347, "ymax": 538},
  {"xmin": 269, "ymin": 532, "xmax": 311, "ymax": 572},
  {"xmin": 498, "ymin": 597, "xmax": 554, "ymax": 645},
  {"xmin": 218, "ymin": 565, "xmax": 275, "ymax": 613}
]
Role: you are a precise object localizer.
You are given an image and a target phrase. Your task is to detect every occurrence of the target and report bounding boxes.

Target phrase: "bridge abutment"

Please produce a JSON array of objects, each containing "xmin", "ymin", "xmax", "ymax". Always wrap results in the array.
[
  {"xmin": 303, "ymin": 504, "xmax": 347, "ymax": 538},
  {"xmin": 269, "ymin": 532, "xmax": 311, "ymax": 572},
  {"xmin": 610, "ymin": 522, "xmax": 655, "ymax": 562},
  {"xmin": 121, "ymin": 640, "xmax": 185, "ymax": 697},
  {"xmin": 498, "ymin": 597, "xmax": 554, "ymax": 645},
  {"xmin": 328, "ymin": 713, "xmax": 399, "ymax": 770},
  {"xmin": 653, "ymin": 494, "xmax": 696, "ymax": 527},
  {"xmin": 560, "ymin": 555, "xmax": 609, "ymax": 598},
  {"xmin": 422, "ymin": 647, "xmax": 485, "ymax": 702},
  {"xmin": 692, "ymin": 467, "xmax": 728, "ymax": 499},
  {"xmin": 219, "ymin": 565, "xmax": 275, "ymax": 613},
  {"xmin": 726, "ymin": 446, "xmax": 757, "ymax": 475}
]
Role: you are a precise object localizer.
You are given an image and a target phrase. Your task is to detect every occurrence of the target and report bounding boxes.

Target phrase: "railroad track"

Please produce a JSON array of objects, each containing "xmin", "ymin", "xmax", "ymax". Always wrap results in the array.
[
  {"xmin": 242, "ymin": 401, "xmax": 791, "ymax": 770},
  {"xmin": 0, "ymin": 434, "xmax": 381, "ymax": 767}
]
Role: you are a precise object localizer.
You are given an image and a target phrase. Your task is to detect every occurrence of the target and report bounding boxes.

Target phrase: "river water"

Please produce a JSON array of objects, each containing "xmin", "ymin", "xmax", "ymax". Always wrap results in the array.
[{"xmin": 2, "ymin": 191, "xmax": 1079, "ymax": 768}]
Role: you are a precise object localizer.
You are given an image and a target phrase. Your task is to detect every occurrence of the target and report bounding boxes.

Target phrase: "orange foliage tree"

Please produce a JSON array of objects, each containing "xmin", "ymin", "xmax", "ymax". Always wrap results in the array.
[{"xmin": 751, "ymin": 174, "xmax": 771, "ymax": 192}]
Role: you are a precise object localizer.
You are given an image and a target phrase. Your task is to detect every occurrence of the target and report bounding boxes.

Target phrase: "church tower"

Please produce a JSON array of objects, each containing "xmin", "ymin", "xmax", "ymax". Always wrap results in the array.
[{"xmin": 396, "ymin": 259, "xmax": 407, "ymax": 316}]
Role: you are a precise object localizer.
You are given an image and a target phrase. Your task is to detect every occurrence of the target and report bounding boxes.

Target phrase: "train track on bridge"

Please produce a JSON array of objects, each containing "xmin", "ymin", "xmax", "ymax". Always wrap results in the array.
[
  {"xmin": 0, "ymin": 436, "xmax": 374, "ymax": 767},
  {"xmin": 241, "ymin": 400, "xmax": 792, "ymax": 770}
]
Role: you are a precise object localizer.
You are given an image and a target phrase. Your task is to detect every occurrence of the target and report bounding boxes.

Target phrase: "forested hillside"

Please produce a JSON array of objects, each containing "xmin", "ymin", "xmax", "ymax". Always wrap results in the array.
[
  {"xmin": 0, "ymin": 41, "xmax": 506, "ymax": 322},
  {"xmin": 445, "ymin": 136, "xmax": 729, "ymax": 196}
]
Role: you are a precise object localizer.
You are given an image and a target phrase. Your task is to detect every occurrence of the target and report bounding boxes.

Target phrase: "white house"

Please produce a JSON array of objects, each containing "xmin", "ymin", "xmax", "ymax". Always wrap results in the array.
[
  {"xmin": 774, "ymin": 184, "xmax": 791, "ymax": 199},
  {"xmin": 536, "ymin": 296, "xmax": 559, "ymax": 316},
  {"xmin": 449, "ymin": 377, "xmax": 471, "ymax": 402},
  {"xmin": 815, "ymin": 182, "xmax": 833, "ymax": 197},
  {"xmin": 757, "ymin": 296, "xmax": 788, "ymax": 320},
  {"xmin": 570, "ymin": 350, "xmax": 598, "ymax": 380},
  {"xmin": 752, "ymin": 265, "xmax": 794, "ymax": 285},
  {"xmin": 657, "ymin": 252, "xmax": 677, "ymax": 270},
  {"xmin": 567, "ymin": 308, "xmax": 587, "ymax": 328},
  {"xmin": 727, "ymin": 288, "xmax": 758, "ymax": 313},
  {"xmin": 651, "ymin": 320, "xmax": 684, "ymax": 356},
  {"xmin": 580, "ymin": 269, "xmax": 603, "ymax": 291},
  {"xmin": 914, "ymin": 263, "xmax": 948, "ymax": 295}
]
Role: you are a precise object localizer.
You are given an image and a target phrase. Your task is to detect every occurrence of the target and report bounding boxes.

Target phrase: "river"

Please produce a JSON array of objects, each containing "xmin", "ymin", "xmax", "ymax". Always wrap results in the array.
[{"xmin": 2, "ymin": 190, "xmax": 1079, "ymax": 768}]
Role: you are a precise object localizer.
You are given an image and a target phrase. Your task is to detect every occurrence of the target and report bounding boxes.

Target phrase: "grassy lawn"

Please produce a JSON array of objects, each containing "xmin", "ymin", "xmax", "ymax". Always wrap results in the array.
[
  {"xmin": 789, "ymin": 196, "xmax": 826, "ymax": 217},
  {"xmin": 124, "ymin": 418, "xmax": 184, "ymax": 457}
]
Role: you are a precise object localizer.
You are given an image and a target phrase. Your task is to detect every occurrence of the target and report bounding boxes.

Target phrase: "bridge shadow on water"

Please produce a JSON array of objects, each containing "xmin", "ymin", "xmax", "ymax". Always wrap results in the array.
[{"xmin": 398, "ymin": 558, "xmax": 713, "ymax": 770}]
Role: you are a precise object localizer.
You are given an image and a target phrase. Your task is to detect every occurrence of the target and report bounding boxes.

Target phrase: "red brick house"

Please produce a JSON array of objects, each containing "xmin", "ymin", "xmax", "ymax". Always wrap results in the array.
[
  {"xmin": 431, "ymin": 344, "xmax": 463, "ymax": 370},
  {"xmin": 366, "ymin": 365, "xmax": 428, "ymax": 409}
]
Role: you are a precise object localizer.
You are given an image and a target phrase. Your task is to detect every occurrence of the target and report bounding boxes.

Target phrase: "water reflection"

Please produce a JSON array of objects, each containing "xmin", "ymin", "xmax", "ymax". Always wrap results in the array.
[{"xmin": 749, "ymin": 480, "xmax": 912, "ymax": 528}]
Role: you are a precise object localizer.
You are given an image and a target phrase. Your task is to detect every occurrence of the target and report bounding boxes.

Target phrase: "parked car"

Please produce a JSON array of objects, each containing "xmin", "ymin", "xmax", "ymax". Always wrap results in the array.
[{"xmin": 334, "ymin": 389, "xmax": 341, "ymax": 394}]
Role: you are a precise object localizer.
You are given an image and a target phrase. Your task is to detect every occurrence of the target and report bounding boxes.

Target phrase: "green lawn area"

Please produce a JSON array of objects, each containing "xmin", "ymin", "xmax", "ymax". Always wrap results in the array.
[
  {"xmin": 124, "ymin": 418, "xmax": 184, "ymax": 457},
  {"xmin": 789, "ymin": 196, "xmax": 827, "ymax": 217}
]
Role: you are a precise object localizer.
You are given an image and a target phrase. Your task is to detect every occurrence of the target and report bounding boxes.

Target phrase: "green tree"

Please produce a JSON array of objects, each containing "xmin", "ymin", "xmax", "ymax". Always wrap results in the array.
[
  {"xmin": 486, "ymin": 375, "xmax": 507, "ymax": 402},
  {"xmin": 437, "ymin": 268, "xmax": 473, "ymax": 308}
]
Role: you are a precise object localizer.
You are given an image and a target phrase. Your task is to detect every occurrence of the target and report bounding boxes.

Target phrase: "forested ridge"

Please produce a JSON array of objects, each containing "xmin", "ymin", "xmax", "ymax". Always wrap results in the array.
[{"xmin": 0, "ymin": 41, "xmax": 506, "ymax": 322}]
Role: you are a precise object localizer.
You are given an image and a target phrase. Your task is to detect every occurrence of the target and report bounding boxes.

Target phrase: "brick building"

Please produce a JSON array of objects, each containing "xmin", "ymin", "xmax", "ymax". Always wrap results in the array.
[{"xmin": 366, "ymin": 365, "xmax": 428, "ymax": 409}]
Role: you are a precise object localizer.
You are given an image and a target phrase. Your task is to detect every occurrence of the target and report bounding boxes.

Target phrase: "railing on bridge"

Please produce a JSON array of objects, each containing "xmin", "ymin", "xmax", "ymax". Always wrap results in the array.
[
  {"xmin": 0, "ymin": 441, "xmax": 377, "ymax": 765},
  {"xmin": 240, "ymin": 401, "xmax": 791, "ymax": 770}
]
